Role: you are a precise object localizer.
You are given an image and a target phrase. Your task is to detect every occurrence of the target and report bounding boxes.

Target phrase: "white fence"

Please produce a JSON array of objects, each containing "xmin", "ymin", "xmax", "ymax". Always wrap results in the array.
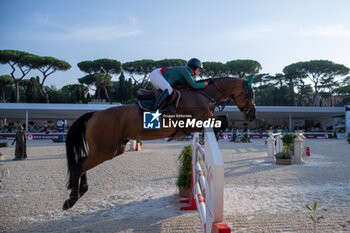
[
  {"xmin": 181, "ymin": 129, "xmax": 231, "ymax": 233},
  {"xmin": 266, "ymin": 130, "xmax": 283, "ymax": 162},
  {"xmin": 293, "ymin": 131, "xmax": 307, "ymax": 164},
  {"xmin": 266, "ymin": 130, "xmax": 307, "ymax": 164}
]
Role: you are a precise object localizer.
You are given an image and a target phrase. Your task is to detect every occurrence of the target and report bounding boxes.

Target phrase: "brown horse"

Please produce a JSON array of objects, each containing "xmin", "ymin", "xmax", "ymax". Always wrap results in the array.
[{"xmin": 62, "ymin": 76, "xmax": 256, "ymax": 210}]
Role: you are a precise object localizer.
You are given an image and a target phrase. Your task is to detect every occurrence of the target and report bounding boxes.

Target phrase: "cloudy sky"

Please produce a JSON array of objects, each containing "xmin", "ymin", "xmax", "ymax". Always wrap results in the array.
[{"xmin": 1, "ymin": 0, "xmax": 350, "ymax": 88}]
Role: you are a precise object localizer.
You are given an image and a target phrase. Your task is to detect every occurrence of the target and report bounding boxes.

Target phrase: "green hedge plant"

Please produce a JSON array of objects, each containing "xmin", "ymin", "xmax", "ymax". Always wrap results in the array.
[
  {"xmin": 176, "ymin": 145, "xmax": 192, "ymax": 189},
  {"xmin": 241, "ymin": 134, "xmax": 251, "ymax": 143}
]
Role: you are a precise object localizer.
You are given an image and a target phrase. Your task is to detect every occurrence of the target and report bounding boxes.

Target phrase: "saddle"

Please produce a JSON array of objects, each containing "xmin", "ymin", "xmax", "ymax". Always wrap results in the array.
[
  {"xmin": 137, "ymin": 89, "xmax": 161, "ymax": 100},
  {"xmin": 137, "ymin": 88, "xmax": 179, "ymax": 113}
]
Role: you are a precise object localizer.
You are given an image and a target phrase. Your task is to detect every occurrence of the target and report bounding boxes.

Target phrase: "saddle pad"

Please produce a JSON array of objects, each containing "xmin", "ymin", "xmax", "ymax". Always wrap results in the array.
[{"xmin": 137, "ymin": 90, "xmax": 181, "ymax": 112}]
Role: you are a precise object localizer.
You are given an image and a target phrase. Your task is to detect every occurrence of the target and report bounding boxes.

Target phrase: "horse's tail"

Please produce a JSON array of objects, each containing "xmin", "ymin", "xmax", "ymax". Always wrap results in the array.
[{"xmin": 66, "ymin": 112, "xmax": 94, "ymax": 189}]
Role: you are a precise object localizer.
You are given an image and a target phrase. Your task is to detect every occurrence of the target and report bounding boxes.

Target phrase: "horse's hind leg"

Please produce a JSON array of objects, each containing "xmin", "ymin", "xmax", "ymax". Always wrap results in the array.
[
  {"xmin": 63, "ymin": 159, "xmax": 85, "ymax": 210},
  {"xmin": 63, "ymin": 140, "xmax": 128, "ymax": 210},
  {"xmin": 79, "ymin": 173, "xmax": 88, "ymax": 197}
]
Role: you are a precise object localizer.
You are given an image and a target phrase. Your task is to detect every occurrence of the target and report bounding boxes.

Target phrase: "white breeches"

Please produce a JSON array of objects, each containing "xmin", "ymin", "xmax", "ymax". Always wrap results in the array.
[{"xmin": 149, "ymin": 68, "xmax": 173, "ymax": 94}]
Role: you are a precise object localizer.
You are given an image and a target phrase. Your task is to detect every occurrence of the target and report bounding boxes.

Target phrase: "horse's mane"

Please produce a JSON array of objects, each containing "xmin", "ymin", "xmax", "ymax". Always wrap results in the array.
[
  {"xmin": 199, "ymin": 76, "xmax": 243, "ymax": 84},
  {"xmin": 174, "ymin": 76, "xmax": 238, "ymax": 91},
  {"xmin": 197, "ymin": 77, "xmax": 232, "ymax": 82}
]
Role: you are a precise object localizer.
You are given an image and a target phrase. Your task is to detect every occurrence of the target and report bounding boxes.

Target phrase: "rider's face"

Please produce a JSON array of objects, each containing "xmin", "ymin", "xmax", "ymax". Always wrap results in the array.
[{"xmin": 194, "ymin": 67, "xmax": 202, "ymax": 76}]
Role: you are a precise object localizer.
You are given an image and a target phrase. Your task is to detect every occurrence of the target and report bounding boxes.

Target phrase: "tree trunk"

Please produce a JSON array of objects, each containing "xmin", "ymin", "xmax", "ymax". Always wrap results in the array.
[
  {"xmin": 15, "ymin": 81, "xmax": 20, "ymax": 103},
  {"xmin": 0, "ymin": 88, "xmax": 5, "ymax": 103},
  {"xmin": 43, "ymin": 92, "xmax": 50, "ymax": 103},
  {"xmin": 103, "ymin": 85, "xmax": 111, "ymax": 103},
  {"xmin": 141, "ymin": 74, "xmax": 149, "ymax": 88},
  {"xmin": 288, "ymin": 78, "xmax": 295, "ymax": 106},
  {"xmin": 40, "ymin": 86, "xmax": 50, "ymax": 103},
  {"xmin": 298, "ymin": 85, "xmax": 304, "ymax": 106},
  {"xmin": 312, "ymin": 84, "xmax": 319, "ymax": 106},
  {"xmin": 312, "ymin": 92, "xmax": 318, "ymax": 106}
]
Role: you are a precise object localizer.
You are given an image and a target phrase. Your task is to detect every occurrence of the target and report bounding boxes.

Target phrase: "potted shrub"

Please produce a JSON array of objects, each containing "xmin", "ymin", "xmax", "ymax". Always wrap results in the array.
[
  {"xmin": 281, "ymin": 134, "xmax": 296, "ymax": 148},
  {"xmin": 275, "ymin": 151, "xmax": 292, "ymax": 165},
  {"xmin": 275, "ymin": 134, "xmax": 296, "ymax": 165},
  {"xmin": 177, "ymin": 145, "xmax": 192, "ymax": 198},
  {"xmin": 347, "ymin": 135, "xmax": 350, "ymax": 144},
  {"xmin": 282, "ymin": 133, "xmax": 296, "ymax": 156},
  {"xmin": 240, "ymin": 133, "xmax": 251, "ymax": 143}
]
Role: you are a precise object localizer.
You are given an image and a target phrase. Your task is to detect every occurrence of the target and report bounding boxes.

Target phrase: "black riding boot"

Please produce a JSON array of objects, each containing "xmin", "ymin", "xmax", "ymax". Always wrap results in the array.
[{"xmin": 154, "ymin": 89, "xmax": 169, "ymax": 109}]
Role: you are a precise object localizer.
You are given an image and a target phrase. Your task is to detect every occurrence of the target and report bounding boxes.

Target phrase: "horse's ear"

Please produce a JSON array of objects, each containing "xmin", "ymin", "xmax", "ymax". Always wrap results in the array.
[{"xmin": 244, "ymin": 74, "xmax": 254, "ymax": 90}]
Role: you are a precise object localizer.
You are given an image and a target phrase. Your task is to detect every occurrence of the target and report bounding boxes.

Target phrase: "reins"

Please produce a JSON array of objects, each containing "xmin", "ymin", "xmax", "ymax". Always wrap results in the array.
[{"xmin": 198, "ymin": 79, "xmax": 228, "ymax": 104}]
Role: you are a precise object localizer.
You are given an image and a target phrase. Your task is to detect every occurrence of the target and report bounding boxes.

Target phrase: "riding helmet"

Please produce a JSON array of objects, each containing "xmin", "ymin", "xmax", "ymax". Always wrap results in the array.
[{"xmin": 187, "ymin": 58, "xmax": 203, "ymax": 70}]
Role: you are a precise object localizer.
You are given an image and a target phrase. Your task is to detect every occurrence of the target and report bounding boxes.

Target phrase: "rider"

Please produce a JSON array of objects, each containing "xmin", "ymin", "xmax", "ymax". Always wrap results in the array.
[{"xmin": 150, "ymin": 58, "xmax": 208, "ymax": 109}]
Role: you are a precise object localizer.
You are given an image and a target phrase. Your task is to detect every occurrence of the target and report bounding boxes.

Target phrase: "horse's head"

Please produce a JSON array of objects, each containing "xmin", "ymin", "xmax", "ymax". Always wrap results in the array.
[{"xmin": 230, "ymin": 75, "xmax": 256, "ymax": 121}]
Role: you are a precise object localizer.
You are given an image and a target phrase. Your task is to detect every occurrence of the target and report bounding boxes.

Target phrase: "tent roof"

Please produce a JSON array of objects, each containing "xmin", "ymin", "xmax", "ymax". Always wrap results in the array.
[{"xmin": 0, "ymin": 103, "xmax": 345, "ymax": 120}]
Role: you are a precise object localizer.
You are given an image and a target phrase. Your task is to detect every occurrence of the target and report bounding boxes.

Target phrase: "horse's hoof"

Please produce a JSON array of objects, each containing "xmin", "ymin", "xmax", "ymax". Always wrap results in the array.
[{"xmin": 62, "ymin": 199, "xmax": 73, "ymax": 210}]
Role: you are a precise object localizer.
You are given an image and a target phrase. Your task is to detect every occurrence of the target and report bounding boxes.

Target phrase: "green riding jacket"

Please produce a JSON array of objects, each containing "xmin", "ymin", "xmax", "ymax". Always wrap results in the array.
[{"xmin": 160, "ymin": 66, "xmax": 208, "ymax": 89}]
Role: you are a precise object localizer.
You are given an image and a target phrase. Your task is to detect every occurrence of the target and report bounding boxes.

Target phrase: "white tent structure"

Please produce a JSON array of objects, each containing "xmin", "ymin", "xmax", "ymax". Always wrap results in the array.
[
  {"xmin": 0, "ymin": 103, "xmax": 346, "ymax": 133},
  {"xmin": 0, "ymin": 103, "xmax": 120, "ymax": 131}
]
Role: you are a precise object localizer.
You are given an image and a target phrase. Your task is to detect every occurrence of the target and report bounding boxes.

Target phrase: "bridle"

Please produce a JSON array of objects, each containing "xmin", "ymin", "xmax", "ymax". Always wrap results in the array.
[
  {"xmin": 198, "ymin": 78, "xmax": 255, "ymax": 116},
  {"xmin": 197, "ymin": 78, "xmax": 229, "ymax": 105},
  {"xmin": 241, "ymin": 89, "xmax": 255, "ymax": 116},
  {"xmin": 223, "ymin": 78, "xmax": 256, "ymax": 117}
]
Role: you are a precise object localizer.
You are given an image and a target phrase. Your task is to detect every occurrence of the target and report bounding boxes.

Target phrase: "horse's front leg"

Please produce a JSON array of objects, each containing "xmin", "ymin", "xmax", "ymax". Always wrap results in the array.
[{"xmin": 115, "ymin": 139, "xmax": 129, "ymax": 156}]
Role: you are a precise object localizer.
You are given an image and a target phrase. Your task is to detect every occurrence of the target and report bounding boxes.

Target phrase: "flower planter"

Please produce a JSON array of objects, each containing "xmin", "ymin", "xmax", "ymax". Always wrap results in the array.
[
  {"xmin": 178, "ymin": 186, "xmax": 191, "ymax": 198},
  {"xmin": 276, "ymin": 158, "xmax": 292, "ymax": 165}
]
